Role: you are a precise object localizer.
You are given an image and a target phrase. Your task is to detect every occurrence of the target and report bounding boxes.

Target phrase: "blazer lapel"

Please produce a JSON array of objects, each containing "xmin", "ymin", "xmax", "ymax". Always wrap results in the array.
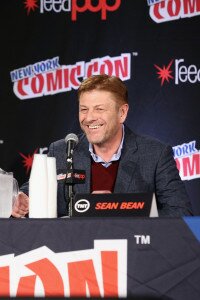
[{"xmin": 114, "ymin": 127, "xmax": 138, "ymax": 193}]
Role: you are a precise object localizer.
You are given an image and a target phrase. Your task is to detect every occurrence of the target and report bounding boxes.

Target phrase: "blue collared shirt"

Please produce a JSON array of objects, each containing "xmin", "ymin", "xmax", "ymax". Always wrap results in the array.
[{"xmin": 89, "ymin": 125, "xmax": 125, "ymax": 168}]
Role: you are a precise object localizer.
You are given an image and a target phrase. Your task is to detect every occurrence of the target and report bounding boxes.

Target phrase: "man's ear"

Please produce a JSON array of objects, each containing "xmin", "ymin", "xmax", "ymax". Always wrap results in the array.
[{"xmin": 119, "ymin": 104, "xmax": 129, "ymax": 123}]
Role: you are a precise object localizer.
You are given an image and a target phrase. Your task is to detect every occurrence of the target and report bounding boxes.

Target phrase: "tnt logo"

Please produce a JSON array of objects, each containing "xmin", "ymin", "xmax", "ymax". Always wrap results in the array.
[{"xmin": 75, "ymin": 199, "xmax": 90, "ymax": 213}]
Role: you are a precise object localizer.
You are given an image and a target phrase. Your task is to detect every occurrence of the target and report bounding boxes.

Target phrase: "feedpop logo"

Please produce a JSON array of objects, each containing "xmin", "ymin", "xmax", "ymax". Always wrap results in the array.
[
  {"xmin": 24, "ymin": 0, "xmax": 39, "ymax": 14},
  {"xmin": 23, "ymin": 0, "xmax": 122, "ymax": 21},
  {"xmin": 154, "ymin": 58, "xmax": 200, "ymax": 86},
  {"xmin": 75, "ymin": 199, "xmax": 90, "ymax": 213},
  {"xmin": 154, "ymin": 59, "xmax": 174, "ymax": 86}
]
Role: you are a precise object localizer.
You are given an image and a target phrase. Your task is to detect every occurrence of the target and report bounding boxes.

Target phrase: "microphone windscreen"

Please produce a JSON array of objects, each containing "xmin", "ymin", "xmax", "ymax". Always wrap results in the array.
[{"xmin": 64, "ymin": 133, "xmax": 79, "ymax": 145}]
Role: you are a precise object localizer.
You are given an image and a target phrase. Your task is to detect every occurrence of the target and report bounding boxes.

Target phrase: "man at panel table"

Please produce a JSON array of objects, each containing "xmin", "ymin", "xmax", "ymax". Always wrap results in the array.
[{"xmin": 12, "ymin": 74, "xmax": 193, "ymax": 217}]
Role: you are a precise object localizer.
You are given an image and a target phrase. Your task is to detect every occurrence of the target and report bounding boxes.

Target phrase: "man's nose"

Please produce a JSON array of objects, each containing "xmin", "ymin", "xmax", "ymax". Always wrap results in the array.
[{"xmin": 85, "ymin": 109, "xmax": 97, "ymax": 122}]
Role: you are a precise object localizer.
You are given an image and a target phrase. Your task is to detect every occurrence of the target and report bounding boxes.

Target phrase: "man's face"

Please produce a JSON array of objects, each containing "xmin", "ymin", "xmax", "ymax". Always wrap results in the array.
[{"xmin": 79, "ymin": 90, "xmax": 128, "ymax": 146}]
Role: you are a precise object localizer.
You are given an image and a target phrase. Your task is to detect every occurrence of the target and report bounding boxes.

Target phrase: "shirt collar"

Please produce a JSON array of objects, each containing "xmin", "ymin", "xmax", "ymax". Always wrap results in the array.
[{"xmin": 89, "ymin": 124, "xmax": 125, "ymax": 168}]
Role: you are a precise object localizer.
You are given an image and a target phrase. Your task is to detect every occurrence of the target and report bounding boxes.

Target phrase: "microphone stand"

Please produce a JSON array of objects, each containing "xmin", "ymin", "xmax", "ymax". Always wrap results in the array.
[
  {"xmin": 64, "ymin": 138, "xmax": 86, "ymax": 218},
  {"xmin": 65, "ymin": 156, "xmax": 74, "ymax": 218},
  {"xmin": 68, "ymin": 185, "xmax": 74, "ymax": 217}
]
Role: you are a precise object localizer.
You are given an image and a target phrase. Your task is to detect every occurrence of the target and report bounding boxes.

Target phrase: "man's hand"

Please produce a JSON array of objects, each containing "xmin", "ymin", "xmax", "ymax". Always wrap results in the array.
[
  {"xmin": 92, "ymin": 190, "xmax": 111, "ymax": 194},
  {"xmin": 12, "ymin": 192, "xmax": 29, "ymax": 218}
]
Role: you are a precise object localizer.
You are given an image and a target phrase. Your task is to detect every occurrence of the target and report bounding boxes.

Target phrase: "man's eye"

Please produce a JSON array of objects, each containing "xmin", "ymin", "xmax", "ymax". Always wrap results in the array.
[
  {"xmin": 80, "ymin": 108, "xmax": 87, "ymax": 113},
  {"xmin": 96, "ymin": 108, "xmax": 103, "ymax": 111}
]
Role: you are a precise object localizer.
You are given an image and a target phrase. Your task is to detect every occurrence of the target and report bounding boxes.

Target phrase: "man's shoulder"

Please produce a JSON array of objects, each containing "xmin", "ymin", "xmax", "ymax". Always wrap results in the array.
[
  {"xmin": 137, "ymin": 133, "xmax": 168, "ymax": 148},
  {"xmin": 125, "ymin": 126, "xmax": 170, "ymax": 151},
  {"xmin": 50, "ymin": 138, "xmax": 65, "ymax": 148}
]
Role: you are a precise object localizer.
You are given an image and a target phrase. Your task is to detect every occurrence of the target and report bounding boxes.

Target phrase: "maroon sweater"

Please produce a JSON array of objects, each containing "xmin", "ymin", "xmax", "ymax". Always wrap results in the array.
[{"xmin": 91, "ymin": 160, "xmax": 119, "ymax": 193}]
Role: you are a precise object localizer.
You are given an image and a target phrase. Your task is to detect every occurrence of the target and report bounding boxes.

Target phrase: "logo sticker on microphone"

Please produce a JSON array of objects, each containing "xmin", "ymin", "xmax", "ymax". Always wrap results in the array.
[{"xmin": 75, "ymin": 199, "xmax": 90, "ymax": 213}]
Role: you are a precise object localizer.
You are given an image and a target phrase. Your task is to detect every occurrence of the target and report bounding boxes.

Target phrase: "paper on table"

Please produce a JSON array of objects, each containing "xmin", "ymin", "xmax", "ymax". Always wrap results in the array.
[
  {"xmin": 47, "ymin": 157, "xmax": 57, "ymax": 218},
  {"xmin": 29, "ymin": 154, "xmax": 48, "ymax": 218},
  {"xmin": 0, "ymin": 172, "xmax": 13, "ymax": 218}
]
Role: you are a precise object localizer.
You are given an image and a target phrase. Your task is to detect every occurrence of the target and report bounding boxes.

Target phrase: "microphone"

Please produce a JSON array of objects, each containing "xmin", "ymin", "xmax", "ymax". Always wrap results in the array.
[
  {"xmin": 64, "ymin": 133, "xmax": 85, "ymax": 217},
  {"xmin": 64, "ymin": 133, "xmax": 81, "ymax": 217},
  {"xmin": 64, "ymin": 133, "xmax": 79, "ymax": 159},
  {"xmin": 64, "ymin": 133, "xmax": 85, "ymax": 184}
]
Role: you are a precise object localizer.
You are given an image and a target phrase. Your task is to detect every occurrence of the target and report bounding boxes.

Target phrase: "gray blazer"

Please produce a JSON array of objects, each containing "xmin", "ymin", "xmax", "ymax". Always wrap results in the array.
[
  {"xmin": 21, "ymin": 126, "xmax": 192, "ymax": 217},
  {"xmin": 46, "ymin": 126, "xmax": 192, "ymax": 217}
]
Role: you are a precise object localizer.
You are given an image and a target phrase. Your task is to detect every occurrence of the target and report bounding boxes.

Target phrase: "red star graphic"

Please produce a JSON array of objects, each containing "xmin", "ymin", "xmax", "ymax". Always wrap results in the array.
[
  {"xmin": 154, "ymin": 60, "xmax": 174, "ymax": 86},
  {"xmin": 19, "ymin": 148, "xmax": 38, "ymax": 174},
  {"xmin": 24, "ymin": 0, "xmax": 38, "ymax": 15}
]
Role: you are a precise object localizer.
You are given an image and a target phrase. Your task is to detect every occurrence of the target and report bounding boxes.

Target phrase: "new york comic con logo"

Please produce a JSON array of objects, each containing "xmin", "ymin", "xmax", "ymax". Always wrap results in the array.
[
  {"xmin": 173, "ymin": 140, "xmax": 200, "ymax": 180},
  {"xmin": 154, "ymin": 58, "xmax": 200, "ymax": 85},
  {"xmin": 10, "ymin": 54, "xmax": 131, "ymax": 100},
  {"xmin": 23, "ymin": 0, "xmax": 121, "ymax": 21},
  {"xmin": 149, "ymin": 0, "xmax": 200, "ymax": 23},
  {"xmin": 0, "ymin": 240, "xmax": 127, "ymax": 297}
]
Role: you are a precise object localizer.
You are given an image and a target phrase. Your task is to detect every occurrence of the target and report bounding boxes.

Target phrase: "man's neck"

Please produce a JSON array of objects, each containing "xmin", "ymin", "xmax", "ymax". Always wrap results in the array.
[
  {"xmin": 93, "ymin": 129, "xmax": 123, "ymax": 163},
  {"xmin": 93, "ymin": 145, "xmax": 118, "ymax": 162}
]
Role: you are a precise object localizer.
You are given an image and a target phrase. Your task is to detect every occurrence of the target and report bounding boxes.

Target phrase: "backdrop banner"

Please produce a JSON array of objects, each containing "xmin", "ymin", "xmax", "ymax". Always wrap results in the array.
[{"xmin": 1, "ymin": 0, "xmax": 200, "ymax": 214}]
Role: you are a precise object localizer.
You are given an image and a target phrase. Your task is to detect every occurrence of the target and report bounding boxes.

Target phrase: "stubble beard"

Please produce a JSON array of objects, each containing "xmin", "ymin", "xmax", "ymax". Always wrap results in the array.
[{"xmin": 82, "ymin": 124, "xmax": 120, "ymax": 147}]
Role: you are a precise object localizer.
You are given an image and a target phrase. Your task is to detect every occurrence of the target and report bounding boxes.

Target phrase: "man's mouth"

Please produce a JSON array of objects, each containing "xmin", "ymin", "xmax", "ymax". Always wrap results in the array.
[{"xmin": 87, "ymin": 125, "xmax": 103, "ymax": 129}]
